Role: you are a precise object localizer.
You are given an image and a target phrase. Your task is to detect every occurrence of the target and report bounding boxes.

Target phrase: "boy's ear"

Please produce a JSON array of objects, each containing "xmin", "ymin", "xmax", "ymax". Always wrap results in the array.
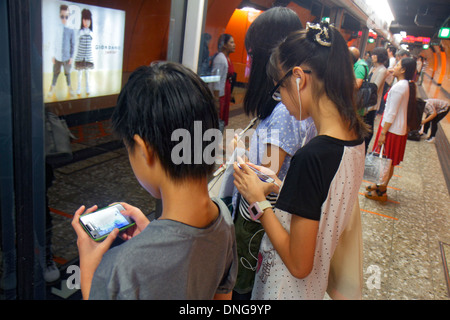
[{"xmin": 133, "ymin": 134, "xmax": 155, "ymax": 166}]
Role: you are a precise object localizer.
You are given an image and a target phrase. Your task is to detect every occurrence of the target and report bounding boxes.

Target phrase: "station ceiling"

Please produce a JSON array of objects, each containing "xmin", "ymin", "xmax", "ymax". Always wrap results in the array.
[
  {"xmin": 238, "ymin": 0, "xmax": 449, "ymax": 41},
  {"xmin": 388, "ymin": 0, "xmax": 450, "ymax": 38}
]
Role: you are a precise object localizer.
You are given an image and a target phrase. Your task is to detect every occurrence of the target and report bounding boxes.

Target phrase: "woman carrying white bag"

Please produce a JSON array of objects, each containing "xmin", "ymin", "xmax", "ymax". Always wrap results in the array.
[{"xmin": 365, "ymin": 57, "xmax": 417, "ymax": 202}]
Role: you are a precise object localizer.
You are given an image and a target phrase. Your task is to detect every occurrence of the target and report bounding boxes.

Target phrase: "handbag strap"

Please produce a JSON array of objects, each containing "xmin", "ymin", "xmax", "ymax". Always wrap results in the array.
[{"xmin": 373, "ymin": 144, "xmax": 384, "ymax": 158}]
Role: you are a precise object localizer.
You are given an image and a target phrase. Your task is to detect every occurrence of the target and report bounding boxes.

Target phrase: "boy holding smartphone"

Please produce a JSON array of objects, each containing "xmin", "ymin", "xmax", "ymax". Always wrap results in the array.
[{"xmin": 71, "ymin": 62, "xmax": 237, "ymax": 300}]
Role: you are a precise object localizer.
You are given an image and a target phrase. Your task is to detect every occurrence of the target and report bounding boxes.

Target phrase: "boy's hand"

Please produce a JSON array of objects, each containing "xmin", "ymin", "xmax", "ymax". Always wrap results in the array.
[
  {"xmin": 118, "ymin": 202, "xmax": 150, "ymax": 241},
  {"xmin": 72, "ymin": 205, "xmax": 119, "ymax": 299}
]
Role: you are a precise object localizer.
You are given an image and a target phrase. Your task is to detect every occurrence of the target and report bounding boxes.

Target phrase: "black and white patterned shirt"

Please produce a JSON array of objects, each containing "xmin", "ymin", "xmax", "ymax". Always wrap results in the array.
[
  {"xmin": 251, "ymin": 135, "xmax": 365, "ymax": 300},
  {"xmin": 75, "ymin": 28, "xmax": 93, "ymax": 64}
]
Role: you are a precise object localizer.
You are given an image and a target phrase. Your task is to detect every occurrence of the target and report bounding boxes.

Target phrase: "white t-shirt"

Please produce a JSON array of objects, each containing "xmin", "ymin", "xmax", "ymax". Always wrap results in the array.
[
  {"xmin": 211, "ymin": 52, "xmax": 228, "ymax": 97},
  {"xmin": 369, "ymin": 65, "xmax": 387, "ymax": 111},
  {"xmin": 251, "ymin": 136, "xmax": 365, "ymax": 300},
  {"xmin": 385, "ymin": 57, "xmax": 397, "ymax": 85},
  {"xmin": 382, "ymin": 79, "xmax": 410, "ymax": 136}
]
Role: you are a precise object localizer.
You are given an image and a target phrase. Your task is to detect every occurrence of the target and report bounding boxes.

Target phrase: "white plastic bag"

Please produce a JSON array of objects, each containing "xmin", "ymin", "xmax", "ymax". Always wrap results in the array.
[{"xmin": 363, "ymin": 145, "xmax": 392, "ymax": 186}]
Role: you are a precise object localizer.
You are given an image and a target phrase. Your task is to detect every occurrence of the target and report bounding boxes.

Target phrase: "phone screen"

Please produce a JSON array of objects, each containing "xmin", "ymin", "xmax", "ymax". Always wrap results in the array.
[
  {"xmin": 237, "ymin": 164, "xmax": 274, "ymax": 184},
  {"xmin": 79, "ymin": 204, "xmax": 134, "ymax": 241}
]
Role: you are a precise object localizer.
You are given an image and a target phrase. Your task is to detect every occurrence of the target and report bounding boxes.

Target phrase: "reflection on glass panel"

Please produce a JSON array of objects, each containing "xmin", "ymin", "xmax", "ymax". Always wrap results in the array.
[
  {"xmin": 40, "ymin": 0, "xmax": 171, "ymax": 297},
  {"xmin": 198, "ymin": 2, "xmax": 264, "ymax": 133},
  {"xmin": 42, "ymin": 0, "xmax": 125, "ymax": 102},
  {"xmin": 197, "ymin": 1, "xmax": 337, "ymax": 134}
]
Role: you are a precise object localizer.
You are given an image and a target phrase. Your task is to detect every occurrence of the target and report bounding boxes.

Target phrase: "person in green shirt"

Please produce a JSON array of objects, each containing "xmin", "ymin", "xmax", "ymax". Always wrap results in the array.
[
  {"xmin": 350, "ymin": 47, "xmax": 369, "ymax": 89},
  {"xmin": 350, "ymin": 47, "xmax": 369, "ymax": 117}
]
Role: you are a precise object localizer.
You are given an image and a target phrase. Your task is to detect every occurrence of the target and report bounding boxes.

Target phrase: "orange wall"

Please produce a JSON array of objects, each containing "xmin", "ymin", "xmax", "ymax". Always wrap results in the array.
[
  {"xmin": 224, "ymin": 9, "xmax": 261, "ymax": 83},
  {"xmin": 422, "ymin": 40, "xmax": 450, "ymax": 94},
  {"xmin": 204, "ymin": 0, "xmax": 242, "ymax": 54}
]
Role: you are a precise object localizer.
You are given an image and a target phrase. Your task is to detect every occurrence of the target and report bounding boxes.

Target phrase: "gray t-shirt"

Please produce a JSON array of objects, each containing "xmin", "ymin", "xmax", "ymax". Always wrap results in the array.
[{"xmin": 89, "ymin": 198, "xmax": 237, "ymax": 300}]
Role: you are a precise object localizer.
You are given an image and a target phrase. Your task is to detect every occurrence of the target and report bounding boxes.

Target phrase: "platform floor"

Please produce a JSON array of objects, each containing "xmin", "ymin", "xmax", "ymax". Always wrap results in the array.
[{"xmin": 3, "ymin": 73, "xmax": 448, "ymax": 300}]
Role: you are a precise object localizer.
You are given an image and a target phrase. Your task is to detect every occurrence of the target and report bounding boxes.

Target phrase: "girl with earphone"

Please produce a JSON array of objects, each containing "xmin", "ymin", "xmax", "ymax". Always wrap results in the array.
[
  {"xmin": 230, "ymin": 7, "xmax": 316, "ymax": 300},
  {"xmin": 233, "ymin": 21, "xmax": 368, "ymax": 300}
]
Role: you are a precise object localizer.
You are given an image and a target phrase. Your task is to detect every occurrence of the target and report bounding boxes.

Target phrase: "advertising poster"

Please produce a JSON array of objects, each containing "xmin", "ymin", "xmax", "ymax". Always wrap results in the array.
[{"xmin": 42, "ymin": 0, "xmax": 126, "ymax": 102}]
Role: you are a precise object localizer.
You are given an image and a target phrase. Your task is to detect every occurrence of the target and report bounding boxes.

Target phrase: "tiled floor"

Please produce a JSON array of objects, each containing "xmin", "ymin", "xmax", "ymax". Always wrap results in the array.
[{"xmin": 3, "ymin": 77, "xmax": 448, "ymax": 300}]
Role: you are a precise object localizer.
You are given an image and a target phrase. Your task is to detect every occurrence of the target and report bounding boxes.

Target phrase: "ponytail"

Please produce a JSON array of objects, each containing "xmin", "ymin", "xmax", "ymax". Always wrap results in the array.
[
  {"xmin": 406, "ymin": 81, "xmax": 419, "ymax": 131},
  {"xmin": 401, "ymin": 57, "xmax": 419, "ymax": 131}
]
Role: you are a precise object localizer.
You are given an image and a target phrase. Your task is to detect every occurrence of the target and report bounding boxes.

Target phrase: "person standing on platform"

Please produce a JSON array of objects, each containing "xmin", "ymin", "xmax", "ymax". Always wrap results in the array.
[
  {"xmin": 377, "ymin": 46, "xmax": 396, "ymax": 115},
  {"xmin": 364, "ymin": 47, "xmax": 388, "ymax": 151},
  {"xmin": 365, "ymin": 57, "xmax": 417, "ymax": 201},
  {"xmin": 212, "ymin": 34, "xmax": 236, "ymax": 127},
  {"xmin": 72, "ymin": 62, "xmax": 237, "ymax": 300},
  {"xmin": 233, "ymin": 22, "xmax": 367, "ymax": 300},
  {"xmin": 231, "ymin": 7, "xmax": 316, "ymax": 300}
]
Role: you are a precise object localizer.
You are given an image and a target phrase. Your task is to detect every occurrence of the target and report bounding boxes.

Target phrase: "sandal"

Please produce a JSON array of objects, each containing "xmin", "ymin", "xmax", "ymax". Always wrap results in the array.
[
  {"xmin": 365, "ymin": 189, "xmax": 387, "ymax": 202},
  {"xmin": 366, "ymin": 184, "xmax": 380, "ymax": 191}
]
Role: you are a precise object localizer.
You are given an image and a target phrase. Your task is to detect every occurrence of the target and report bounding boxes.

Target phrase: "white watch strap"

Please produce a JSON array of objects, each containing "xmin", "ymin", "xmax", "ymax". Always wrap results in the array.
[{"xmin": 257, "ymin": 200, "xmax": 272, "ymax": 211}]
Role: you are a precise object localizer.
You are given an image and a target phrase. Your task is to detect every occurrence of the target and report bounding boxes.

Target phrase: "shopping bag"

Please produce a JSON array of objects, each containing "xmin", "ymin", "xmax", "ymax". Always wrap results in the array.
[
  {"xmin": 45, "ymin": 111, "xmax": 76, "ymax": 164},
  {"xmin": 363, "ymin": 145, "xmax": 392, "ymax": 186}
]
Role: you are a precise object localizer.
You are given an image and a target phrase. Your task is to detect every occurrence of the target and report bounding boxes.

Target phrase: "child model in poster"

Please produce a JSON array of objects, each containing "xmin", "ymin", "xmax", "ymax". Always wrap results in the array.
[
  {"xmin": 48, "ymin": 4, "xmax": 75, "ymax": 98},
  {"xmin": 75, "ymin": 9, "xmax": 94, "ymax": 96}
]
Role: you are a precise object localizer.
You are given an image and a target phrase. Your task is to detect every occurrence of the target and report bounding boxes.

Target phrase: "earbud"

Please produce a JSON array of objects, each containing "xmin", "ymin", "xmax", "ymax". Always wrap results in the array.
[{"xmin": 296, "ymin": 77, "xmax": 302, "ymax": 122}]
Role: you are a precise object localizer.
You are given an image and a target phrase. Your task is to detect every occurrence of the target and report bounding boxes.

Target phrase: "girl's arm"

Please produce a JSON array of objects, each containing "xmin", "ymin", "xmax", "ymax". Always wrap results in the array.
[
  {"xmin": 259, "ymin": 206, "xmax": 319, "ymax": 278},
  {"xmin": 262, "ymin": 144, "xmax": 287, "ymax": 177},
  {"xmin": 421, "ymin": 110, "xmax": 437, "ymax": 124},
  {"xmin": 233, "ymin": 162, "xmax": 318, "ymax": 279}
]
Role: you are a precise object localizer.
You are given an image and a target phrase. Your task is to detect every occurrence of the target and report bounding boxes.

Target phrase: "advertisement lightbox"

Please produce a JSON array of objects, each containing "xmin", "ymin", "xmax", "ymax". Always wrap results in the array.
[{"xmin": 42, "ymin": 0, "xmax": 125, "ymax": 102}]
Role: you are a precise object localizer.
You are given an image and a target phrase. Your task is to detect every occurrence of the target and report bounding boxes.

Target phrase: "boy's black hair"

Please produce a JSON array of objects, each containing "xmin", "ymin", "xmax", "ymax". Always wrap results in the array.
[
  {"xmin": 243, "ymin": 7, "xmax": 302, "ymax": 119},
  {"xmin": 111, "ymin": 62, "xmax": 219, "ymax": 181}
]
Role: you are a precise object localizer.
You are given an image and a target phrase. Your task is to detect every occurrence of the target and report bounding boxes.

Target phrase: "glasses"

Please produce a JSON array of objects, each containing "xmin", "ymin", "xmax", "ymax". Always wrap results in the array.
[
  {"xmin": 269, "ymin": 69, "xmax": 311, "ymax": 101},
  {"xmin": 60, "ymin": 15, "xmax": 69, "ymax": 20}
]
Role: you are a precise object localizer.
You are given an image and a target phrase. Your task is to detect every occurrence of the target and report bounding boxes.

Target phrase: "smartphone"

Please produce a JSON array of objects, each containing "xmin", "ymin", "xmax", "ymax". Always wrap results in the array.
[
  {"xmin": 79, "ymin": 203, "xmax": 135, "ymax": 242},
  {"xmin": 237, "ymin": 164, "xmax": 275, "ymax": 184}
]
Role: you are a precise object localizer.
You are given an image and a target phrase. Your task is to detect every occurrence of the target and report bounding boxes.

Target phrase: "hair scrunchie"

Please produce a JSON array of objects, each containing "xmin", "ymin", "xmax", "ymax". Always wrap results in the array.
[{"xmin": 306, "ymin": 22, "xmax": 332, "ymax": 47}]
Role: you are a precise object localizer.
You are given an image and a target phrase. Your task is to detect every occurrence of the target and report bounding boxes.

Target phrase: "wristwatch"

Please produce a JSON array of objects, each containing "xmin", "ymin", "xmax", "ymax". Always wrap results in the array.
[{"xmin": 249, "ymin": 200, "xmax": 272, "ymax": 221}]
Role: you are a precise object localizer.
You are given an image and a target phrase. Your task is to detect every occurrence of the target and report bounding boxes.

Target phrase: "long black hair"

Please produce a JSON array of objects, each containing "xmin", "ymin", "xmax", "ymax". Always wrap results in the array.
[
  {"xmin": 243, "ymin": 7, "xmax": 302, "ymax": 119},
  {"xmin": 401, "ymin": 57, "xmax": 419, "ymax": 131},
  {"xmin": 268, "ymin": 22, "xmax": 368, "ymax": 138}
]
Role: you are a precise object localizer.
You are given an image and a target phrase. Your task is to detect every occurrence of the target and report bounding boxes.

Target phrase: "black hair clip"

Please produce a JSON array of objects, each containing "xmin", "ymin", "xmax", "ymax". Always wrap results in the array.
[{"xmin": 306, "ymin": 22, "xmax": 332, "ymax": 47}]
